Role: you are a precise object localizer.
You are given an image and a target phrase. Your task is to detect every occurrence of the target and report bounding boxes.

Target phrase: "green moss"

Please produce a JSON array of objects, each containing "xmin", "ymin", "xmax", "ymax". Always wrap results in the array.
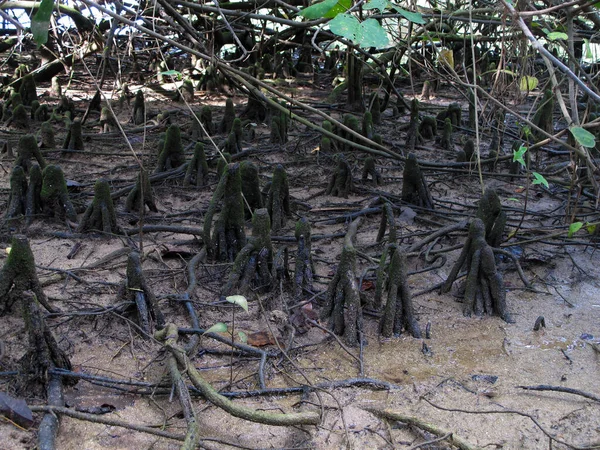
[
  {"xmin": 216, "ymin": 152, "xmax": 231, "ymax": 177},
  {"xmin": 125, "ymin": 168, "xmax": 157, "ymax": 213},
  {"xmin": 5, "ymin": 165, "xmax": 27, "ymax": 222},
  {"xmin": 200, "ymin": 105, "xmax": 214, "ymax": 135},
  {"xmin": 155, "ymin": 125, "xmax": 185, "ymax": 173},
  {"xmin": 12, "ymin": 104, "xmax": 29, "ymax": 129},
  {"xmin": 240, "ymin": 160, "xmax": 263, "ymax": 216},
  {"xmin": 401, "ymin": 153, "xmax": 434, "ymax": 209},
  {"xmin": 219, "ymin": 98, "xmax": 236, "ymax": 134},
  {"xmin": 77, "ymin": 178, "xmax": 120, "ymax": 234},
  {"xmin": 440, "ymin": 117, "xmax": 453, "ymax": 150},
  {"xmin": 476, "ymin": 188, "xmax": 506, "ymax": 248},
  {"xmin": 181, "ymin": 79, "xmax": 194, "ymax": 102},
  {"xmin": 418, "ymin": 116, "xmax": 437, "ymax": 140},
  {"xmin": 370, "ymin": 94, "xmax": 381, "ymax": 125},
  {"xmin": 326, "ymin": 155, "xmax": 353, "ymax": 198},
  {"xmin": 40, "ymin": 165, "xmax": 77, "ymax": 222},
  {"xmin": 25, "ymin": 164, "xmax": 43, "ymax": 225},
  {"xmin": 405, "ymin": 98, "xmax": 421, "ymax": 151},
  {"xmin": 267, "ymin": 164, "xmax": 290, "ymax": 232},
  {"xmin": 34, "ymin": 104, "xmax": 49, "ymax": 122},
  {"xmin": 18, "ymin": 74, "xmax": 37, "ymax": 106},
  {"xmin": 184, "ymin": 142, "xmax": 209, "ymax": 187},
  {"xmin": 362, "ymin": 156, "xmax": 382, "ymax": 186},
  {"xmin": 16, "ymin": 134, "xmax": 46, "ymax": 171},
  {"xmin": 65, "ymin": 119, "xmax": 84, "ymax": 151}
]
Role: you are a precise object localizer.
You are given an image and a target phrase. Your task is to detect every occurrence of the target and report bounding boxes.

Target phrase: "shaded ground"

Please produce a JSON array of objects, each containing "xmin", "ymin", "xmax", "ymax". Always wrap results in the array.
[{"xmin": 1, "ymin": 71, "xmax": 599, "ymax": 449}]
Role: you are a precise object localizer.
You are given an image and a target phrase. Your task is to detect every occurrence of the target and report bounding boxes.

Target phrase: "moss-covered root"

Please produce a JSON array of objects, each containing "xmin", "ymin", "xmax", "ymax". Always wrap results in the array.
[
  {"xmin": 266, "ymin": 164, "xmax": 291, "ymax": 232},
  {"xmin": 0, "ymin": 235, "xmax": 55, "ymax": 314},
  {"xmin": 224, "ymin": 118, "xmax": 243, "ymax": 154},
  {"xmin": 121, "ymin": 251, "xmax": 165, "ymax": 333},
  {"xmin": 405, "ymin": 98, "xmax": 421, "ymax": 152},
  {"xmin": 418, "ymin": 116, "xmax": 437, "ymax": 140},
  {"xmin": 25, "ymin": 164, "xmax": 43, "ymax": 226},
  {"xmin": 39, "ymin": 121, "xmax": 56, "ymax": 149},
  {"xmin": 62, "ymin": 119, "xmax": 84, "ymax": 151},
  {"xmin": 19, "ymin": 74, "xmax": 38, "ymax": 106},
  {"xmin": 439, "ymin": 117, "xmax": 454, "ymax": 150},
  {"xmin": 200, "ymin": 105, "xmax": 214, "ymax": 135},
  {"xmin": 370, "ymin": 94, "xmax": 381, "ymax": 125},
  {"xmin": 222, "ymin": 208, "xmax": 273, "ymax": 296},
  {"xmin": 532, "ymin": 89, "xmax": 554, "ymax": 138},
  {"xmin": 362, "ymin": 111, "xmax": 374, "ymax": 140},
  {"xmin": 157, "ymin": 324, "xmax": 320, "ymax": 426},
  {"xmin": 203, "ymin": 163, "xmax": 246, "ymax": 262},
  {"xmin": 476, "ymin": 188, "xmax": 506, "ymax": 248},
  {"xmin": 132, "ymin": 90, "xmax": 145, "ymax": 125},
  {"xmin": 321, "ymin": 218, "xmax": 363, "ymax": 347},
  {"xmin": 184, "ymin": 142, "xmax": 209, "ymax": 187},
  {"xmin": 100, "ymin": 107, "xmax": 116, "ymax": 133},
  {"xmin": 125, "ymin": 168, "xmax": 158, "ymax": 213},
  {"xmin": 326, "ymin": 155, "xmax": 353, "ymax": 198},
  {"xmin": 11, "ymin": 104, "xmax": 29, "ymax": 129},
  {"xmin": 40, "ymin": 165, "xmax": 77, "ymax": 222},
  {"xmin": 376, "ymin": 202, "xmax": 396, "ymax": 244},
  {"xmin": 346, "ymin": 50, "xmax": 364, "ymax": 112},
  {"xmin": 240, "ymin": 160, "xmax": 263, "ymax": 216},
  {"xmin": 362, "ymin": 156, "xmax": 382, "ymax": 186},
  {"xmin": 155, "ymin": 124, "xmax": 185, "ymax": 173},
  {"xmin": 294, "ymin": 217, "xmax": 314, "ymax": 299},
  {"xmin": 379, "ymin": 247, "xmax": 421, "ymax": 338},
  {"xmin": 219, "ymin": 98, "xmax": 236, "ymax": 134},
  {"xmin": 401, "ymin": 153, "xmax": 434, "ymax": 209},
  {"xmin": 5, "ymin": 165, "xmax": 28, "ymax": 224},
  {"xmin": 16, "ymin": 134, "xmax": 47, "ymax": 172},
  {"xmin": 19, "ymin": 290, "xmax": 72, "ymax": 395},
  {"xmin": 77, "ymin": 179, "xmax": 121, "ymax": 234},
  {"xmin": 442, "ymin": 219, "xmax": 512, "ymax": 322}
]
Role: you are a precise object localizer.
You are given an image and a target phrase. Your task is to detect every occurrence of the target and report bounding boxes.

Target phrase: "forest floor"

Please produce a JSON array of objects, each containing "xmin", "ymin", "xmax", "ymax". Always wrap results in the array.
[{"xmin": 1, "ymin": 68, "xmax": 599, "ymax": 450}]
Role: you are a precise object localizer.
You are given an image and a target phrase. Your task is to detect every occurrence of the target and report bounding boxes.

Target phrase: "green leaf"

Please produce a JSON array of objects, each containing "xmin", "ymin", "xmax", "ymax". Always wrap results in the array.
[
  {"xmin": 329, "ymin": 13, "xmax": 360, "ymax": 41},
  {"xmin": 364, "ymin": 0, "xmax": 389, "ymax": 12},
  {"xmin": 519, "ymin": 75, "xmax": 538, "ymax": 91},
  {"xmin": 299, "ymin": 0, "xmax": 338, "ymax": 19},
  {"xmin": 237, "ymin": 331, "xmax": 248, "ymax": 344},
  {"xmin": 587, "ymin": 223, "xmax": 597, "ymax": 234},
  {"xmin": 568, "ymin": 221, "xmax": 583, "ymax": 238},
  {"xmin": 513, "ymin": 145, "xmax": 527, "ymax": 167},
  {"xmin": 531, "ymin": 171, "xmax": 549, "ymax": 188},
  {"xmin": 391, "ymin": 5, "xmax": 426, "ymax": 24},
  {"xmin": 546, "ymin": 31, "xmax": 568, "ymax": 41},
  {"xmin": 507, "ymin": 197, "xmax": 519, "ymax": 202},
  {"xmin": 204, "ymin": 322, "xmax": 228, "ymax": 334},
  {"xmin": 356, "ymin": 18, "xmax": 389, "ymax": 48},
  {"xmin": 31, "ymin": 0, "xmax": 54, "ymax": 46},
  {"xmin": 323, "ymin": 0, "xmax": 352, "ymax": 18},
  {"xmin": 226, "ymin": 295, "xmax": 249, "ymax": 312},
  {"xmin": 570, "ymin": 126, "xmax": 596, "ymax": 148}
]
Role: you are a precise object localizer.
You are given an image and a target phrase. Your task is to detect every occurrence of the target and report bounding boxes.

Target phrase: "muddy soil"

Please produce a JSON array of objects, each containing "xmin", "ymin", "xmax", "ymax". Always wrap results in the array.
[{"xmin": 1, "ymin": 74, "xmax": 599, "ymax": 450}]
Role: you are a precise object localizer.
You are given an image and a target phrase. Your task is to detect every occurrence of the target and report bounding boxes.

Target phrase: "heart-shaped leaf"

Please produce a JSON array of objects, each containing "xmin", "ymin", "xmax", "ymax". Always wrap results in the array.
[
  {"xmin": 364, "ymin": 0, "xmax": 389, "ymax": 12},
  {"xmin": 519, "ymin": 75, "xmax": 538, "ymax": 91},
  {"xmin": 324, "ymin": 0, "xmax": 352, "ymax": 18},
  {"xmin": 391, "ymin": 5, "xmax": 426, "ymax": 24}
]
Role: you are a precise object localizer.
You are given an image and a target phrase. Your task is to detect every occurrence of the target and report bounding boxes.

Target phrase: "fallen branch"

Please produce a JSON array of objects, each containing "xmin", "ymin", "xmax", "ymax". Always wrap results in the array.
[
  {"xmin": 156, "ymin": 324, "xmax": 320, "ymax": 426},
  {"xmin": 517, "ymin": 385, "xmax": 600, "ymax": 403},
  {"xmin": 363, "ymin": 407, "xmax": 482, "ymax": 450}
]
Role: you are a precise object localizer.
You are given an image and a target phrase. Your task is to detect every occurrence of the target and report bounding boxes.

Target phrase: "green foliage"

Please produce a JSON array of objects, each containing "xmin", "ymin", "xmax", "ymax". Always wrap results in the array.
[
  {"xmin": 570, "ymin": 126, "xmax": 596, "ymax": 148},
  {"xmin": 226, "ymin": 295, "xmax": 248, "ymax": 312},
  {"xmin": 568, "ymin": 221, "xmax": 583, "ymax": 238},
  {"xmin": 531, "ymin": 171, "xmax": 549, "ymax": 188},
  {"xmin": 513, "ymin": 145, "xmax": 528, "ymax": 166},
  {"xmin": 204, "ymin": 322, "xmax": 228, "ymax": 334},
  {"xmin": 32, "ymin": 0, "xmax": 54, "ymax": 46},
  {"xmin": 329, "ymin": 15, "xmax": 388, "ymax": 48}
]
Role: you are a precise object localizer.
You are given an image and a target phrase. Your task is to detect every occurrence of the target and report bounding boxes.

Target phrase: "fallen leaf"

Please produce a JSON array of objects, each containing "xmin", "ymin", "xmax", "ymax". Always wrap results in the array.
[
  {"xmin": 246, "ymin": 331, "xmax": 275, "ymax": 347},
  {"xmin": 0, "ymin": 393, "xmax": 33, "ymax": 429}
]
